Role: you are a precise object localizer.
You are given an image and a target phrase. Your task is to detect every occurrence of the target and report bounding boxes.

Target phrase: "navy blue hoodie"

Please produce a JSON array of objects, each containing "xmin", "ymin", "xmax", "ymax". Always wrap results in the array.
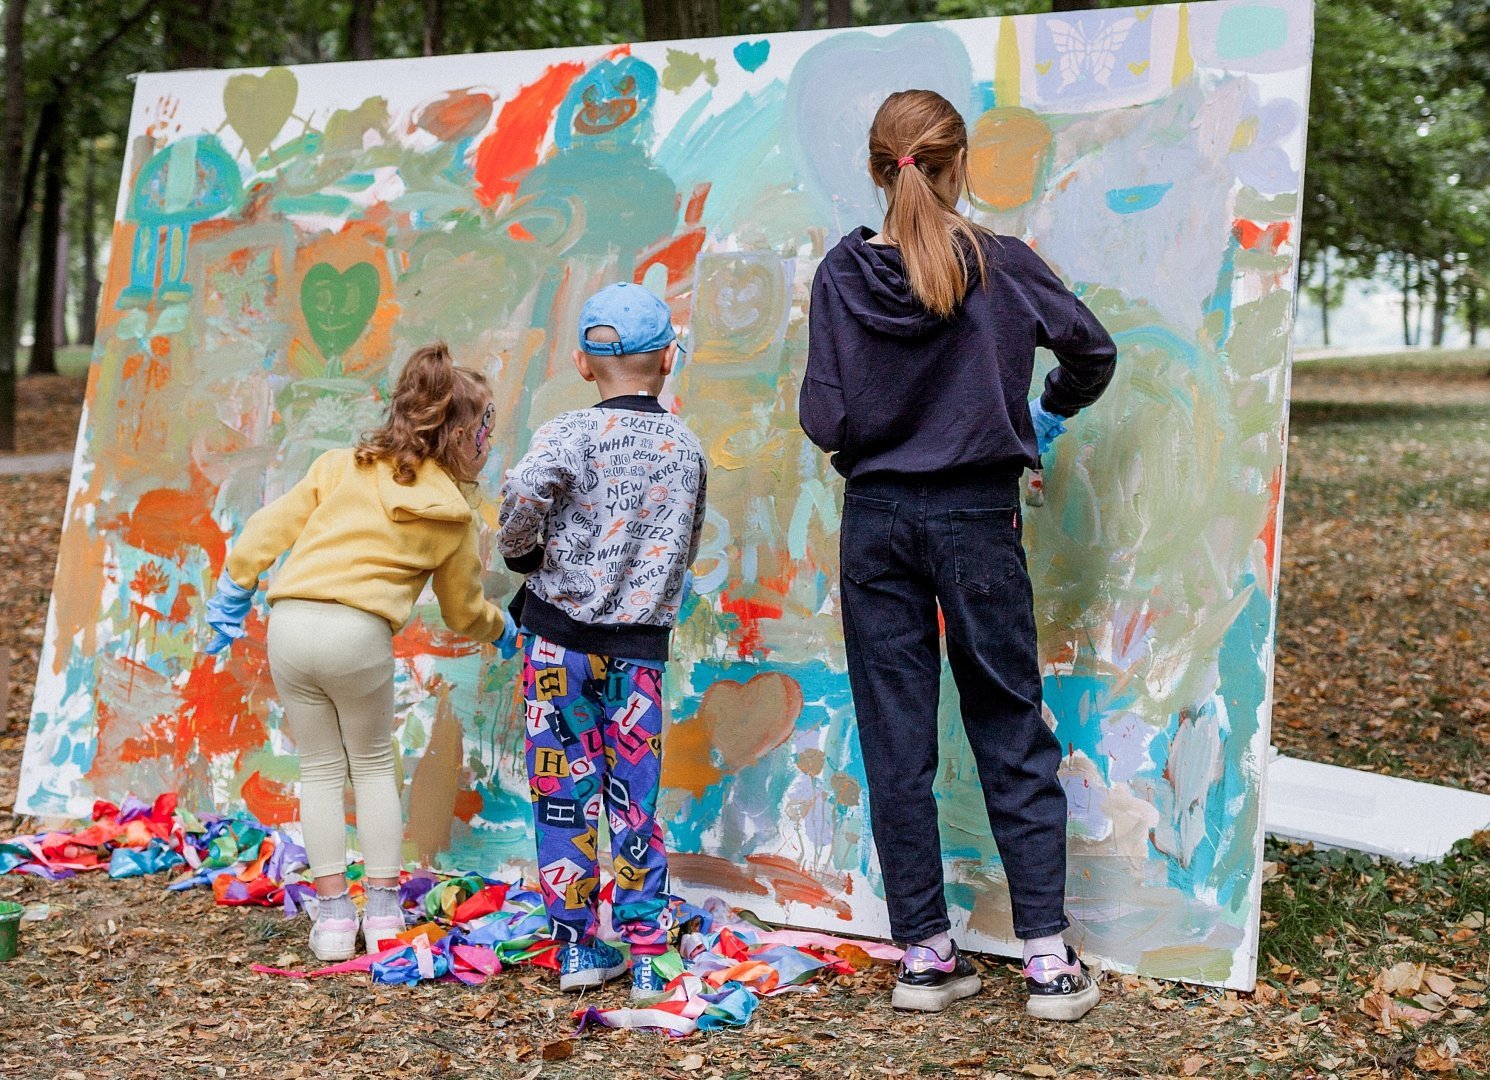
[{"xmin": 800, "ymin": 226, "xmax": 1117, "ymax": 480}]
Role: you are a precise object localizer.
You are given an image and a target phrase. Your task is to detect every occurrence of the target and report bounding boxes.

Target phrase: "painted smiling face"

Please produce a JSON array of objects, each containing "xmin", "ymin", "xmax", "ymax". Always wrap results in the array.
[{"xmin": 554, "ymin": 57, "xmax": 659, "ymax": 149}]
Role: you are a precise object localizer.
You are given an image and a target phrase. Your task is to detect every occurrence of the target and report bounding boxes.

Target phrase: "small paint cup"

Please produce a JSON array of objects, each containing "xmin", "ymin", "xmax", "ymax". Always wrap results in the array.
[{"xmin": 0, "ymin": 900, "xmax": 22, "ymax": 961}]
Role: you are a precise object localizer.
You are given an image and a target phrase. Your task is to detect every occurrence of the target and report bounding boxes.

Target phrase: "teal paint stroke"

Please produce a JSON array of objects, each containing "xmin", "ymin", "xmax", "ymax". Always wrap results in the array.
[{"xmin": 1216, "ymin": 5, "xmax": 1289, "ymax": 60}]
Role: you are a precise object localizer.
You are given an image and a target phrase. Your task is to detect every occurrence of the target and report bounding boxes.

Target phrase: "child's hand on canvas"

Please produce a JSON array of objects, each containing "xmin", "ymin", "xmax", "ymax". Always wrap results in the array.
[
  {"xmin": 204, "ymin": 572, "xmax": 254, "ymax": 654},
  {"xmin": 495, "ymin": 617, "xmax": 520, "ymax": 660},
  {"xmin": 1029, "ymin": 398, "xmax": 1068, "ymax": 457}
]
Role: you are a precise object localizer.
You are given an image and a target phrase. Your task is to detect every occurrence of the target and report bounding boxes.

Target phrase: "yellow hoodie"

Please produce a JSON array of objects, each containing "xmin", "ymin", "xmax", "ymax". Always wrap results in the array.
[{"xmin": 224, "ymin": 448, "xmax": 507, "ymax": 641}]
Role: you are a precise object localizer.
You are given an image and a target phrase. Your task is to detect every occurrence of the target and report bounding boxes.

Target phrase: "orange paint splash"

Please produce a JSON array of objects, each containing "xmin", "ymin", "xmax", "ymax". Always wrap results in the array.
[
  {"xmin": 413, "ymin": 89, "xmax": 494, "ymax": 142},
  {"xmin": 472, "ymin": 63, "xmax": 585, "ymax": 205},
  {"xmin": 453, "ymin": 787, "xmax": 484, "ymax": 823},
  {"xmin": 241, "ymin": 769, "xmax": 299, "ymax": 825},
  {"xmin": 393, "ymin": 617, "xmax": 481, "ymax": 661},
  {"xmin": 635, "ymin": 183, "xmax": 710, "ymax": 292},
  {"xmin": 107, "ymin": 654, "xmax": 267, "ymax": 771},
  {"xmin": 718, "ymin": 590, "xmax": 783, "ymax": 660},
  {"xmin": 108, "ymin": 462, "xmax": 230, "ymax": 573},
  {"xmin": 1232, "ymin": 219, "xmax": 1290, "ymax": 254},
  {"xmin": 1258, "ymin": 465, "xmax": 1283, "ymax": 584}
]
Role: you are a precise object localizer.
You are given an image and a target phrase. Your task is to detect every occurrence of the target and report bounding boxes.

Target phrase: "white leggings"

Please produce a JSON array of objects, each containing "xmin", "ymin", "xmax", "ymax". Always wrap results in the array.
[{"xmin": 267, "ymin": 599, "xmax": 402, "ymax": 879}]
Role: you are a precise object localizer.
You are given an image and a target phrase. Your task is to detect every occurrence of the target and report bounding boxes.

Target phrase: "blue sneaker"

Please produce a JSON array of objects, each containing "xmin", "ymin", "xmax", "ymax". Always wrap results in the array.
[
  {"xmin": 630, "ymin": 954, "xmax": 669, "ymax": 1001},
  {"xmin": 558, "ymin": 940, "xmax": 628, "ymax": 992}
]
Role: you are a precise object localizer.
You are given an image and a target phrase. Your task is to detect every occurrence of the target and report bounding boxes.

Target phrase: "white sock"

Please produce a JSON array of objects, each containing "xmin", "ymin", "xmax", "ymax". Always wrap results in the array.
[
  {"xmin": 316, "ymin": 889, "xmax": 355, "ymax": 922},
  {"xmin": 365, "ymin": 885, "xmax": 402, "ymax": 920},
  {"xmin": 1022, "ymin": 933, "xmax": 1066, "ymax": 963},
  {"xmin": 914, "ymin": 931, "xmax": 953, "ymax": 959}
]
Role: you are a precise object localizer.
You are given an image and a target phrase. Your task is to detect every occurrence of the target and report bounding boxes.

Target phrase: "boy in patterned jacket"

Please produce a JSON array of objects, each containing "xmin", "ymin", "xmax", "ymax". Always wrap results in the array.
[{"xmin": 497, "ymin": 283, "xmax": 707, "ymax": 1000}]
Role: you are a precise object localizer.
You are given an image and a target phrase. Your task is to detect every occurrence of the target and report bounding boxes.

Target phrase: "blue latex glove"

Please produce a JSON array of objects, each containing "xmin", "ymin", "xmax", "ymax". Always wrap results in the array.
[
  {"xmin": 1029, "ymin": 398, "xmax": 1068, "ymax": 458},
  {"xmin": 495, "ymin": 617, "xmax": 520, "ymax": 660},
  {"xmin": 204, "ymin": 571, "xmax": 255, "ymax": 655}
]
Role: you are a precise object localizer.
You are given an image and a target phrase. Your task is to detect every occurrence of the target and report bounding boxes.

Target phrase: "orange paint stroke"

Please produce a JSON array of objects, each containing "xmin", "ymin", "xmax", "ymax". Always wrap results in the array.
[
  {"xmin": 718, "ymin": 590, "xmax": 783, "ymax": 660},
  {"xmin": 668, "ymin": 852, "xmax": 770, "ymax": 897},
  {"xmin": 107, "ymin": 463, "xmax": 230, "ymax": 574},
  {"xmin": 413, "ymin": 89, "xmax": 494, "ymax": 141},
  {"xmin": 393, "ymin": 617, "xmax": 481, "ymax": 661},
  {"xmin": 472, "ymin": 62, "xmax": 585, "ymax": 205},
  {"xmin": 1259, "ymin": 465, "xmax": 1283, "ymax": 584},
  {"xmin": 1232, "ymin": 219, "xmax": 1290, "ymax": 254},
  {"xmin": 241, "ymin": 770, "xmax": 299, "ymax": 826},
  {"xmin": 453, "ymin": 787, "xmax": 484, "ymax": 823},
  {"xmin": 744, "ymin": 854, "xmax": 854, "ymax": 921}
]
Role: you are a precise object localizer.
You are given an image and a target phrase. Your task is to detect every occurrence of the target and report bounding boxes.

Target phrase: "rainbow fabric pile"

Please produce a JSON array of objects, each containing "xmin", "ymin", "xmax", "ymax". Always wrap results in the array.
[{"xmin": 1, "ymin": 795, "xmax": 899, "ymax": 1037}]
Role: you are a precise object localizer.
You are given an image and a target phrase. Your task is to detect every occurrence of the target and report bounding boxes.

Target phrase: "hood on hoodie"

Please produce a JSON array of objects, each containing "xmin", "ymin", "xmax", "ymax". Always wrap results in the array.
[
  {"xmin": 375, "ymin": 456, "xmax": 474, "ymax": 523},
  {"xmin": 822, "ymin": 226, "xmax": 981, "ymax": 338}
]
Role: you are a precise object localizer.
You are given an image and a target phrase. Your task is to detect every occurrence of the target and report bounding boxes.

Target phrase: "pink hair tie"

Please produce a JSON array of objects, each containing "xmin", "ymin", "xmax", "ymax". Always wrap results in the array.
[{"xmin": 897, "ymin": 155, "xmax": 916, "ymax": 169}]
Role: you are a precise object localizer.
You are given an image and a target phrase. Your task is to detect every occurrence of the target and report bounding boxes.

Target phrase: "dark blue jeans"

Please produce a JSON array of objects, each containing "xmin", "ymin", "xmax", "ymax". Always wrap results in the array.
[{"xmin": 839, "ymin": 469, "xmax": 1069, "ymax": 943}]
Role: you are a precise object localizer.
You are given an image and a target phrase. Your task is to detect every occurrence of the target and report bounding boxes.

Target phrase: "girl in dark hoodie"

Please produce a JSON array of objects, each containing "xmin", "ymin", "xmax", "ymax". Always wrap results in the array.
[{"xmin": 799, "ymin": 89, "xmax": 1116, "ymax": 1021}]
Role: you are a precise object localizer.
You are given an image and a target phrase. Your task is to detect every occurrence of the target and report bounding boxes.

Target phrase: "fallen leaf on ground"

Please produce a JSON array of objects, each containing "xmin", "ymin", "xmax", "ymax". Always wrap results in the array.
[
  {"xmin": 1425, "ymin": 973, "xmax": 1456, "ymax": 996},
  {"xmin": 1180, "ymin": 1054, "xmax": 1208, "ymax": 1075},
  {"xmin": 541, "ymin": 1040, "xmax": 573, "ymax": 1062},
  {"xmin": 1414, "ymin": 1043, "xmax": 1457, "ymax": 1072},
  {"xmin": 1378, "ymin": 961, "xmax": 1425, "ymax": 995}
]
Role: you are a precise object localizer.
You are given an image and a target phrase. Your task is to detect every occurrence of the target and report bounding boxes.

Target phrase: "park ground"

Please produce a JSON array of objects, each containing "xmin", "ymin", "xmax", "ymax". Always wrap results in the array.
[{"xmin": 0, "ymin": 349, "xmax": 1487, "ymax": 1079}]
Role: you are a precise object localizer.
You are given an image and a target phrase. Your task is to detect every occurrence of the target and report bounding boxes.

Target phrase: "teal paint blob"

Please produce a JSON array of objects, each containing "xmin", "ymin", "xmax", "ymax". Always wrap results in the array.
[
  {"xmin": 1215, "ymin": 5, "xmax": 1288, "ymax": 60},
  {"xmin": 733, "ymin": 39, "xmax": 770, "ymax": 72},
  {"xmin": 1104, "ymin": 182, "xmax": 1174, "ymax": 214}
]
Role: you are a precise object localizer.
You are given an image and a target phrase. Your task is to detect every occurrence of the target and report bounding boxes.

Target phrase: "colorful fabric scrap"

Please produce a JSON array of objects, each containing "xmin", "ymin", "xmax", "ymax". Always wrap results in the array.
[
  {"xmin": 573, "ymin": 975, "xmax": 758, "ymax": 1036},
  {"xmin": 4, "ymin": 793, "xmax": 904, "ymax": 1038},
  {"xmin": 1, "ymin": 794, "xmax": 179, "ymax": 878}
]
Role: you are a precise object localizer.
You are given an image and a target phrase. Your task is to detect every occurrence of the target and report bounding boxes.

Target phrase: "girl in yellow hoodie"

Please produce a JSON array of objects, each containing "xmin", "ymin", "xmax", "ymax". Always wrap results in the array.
[{"xmin": 204, "ymin": 343, "xmax": 514, "ymax": 961}]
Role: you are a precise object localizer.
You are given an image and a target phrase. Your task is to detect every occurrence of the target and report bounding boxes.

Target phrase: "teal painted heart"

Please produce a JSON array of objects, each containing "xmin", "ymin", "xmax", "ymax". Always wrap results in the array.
[
  {"xmin": 300, "ymin": 262, "xmax": 379, "ymax": 358},
  {"xmin": 733, "ymin": 39, "xmax": 770, "ymax": 73}
]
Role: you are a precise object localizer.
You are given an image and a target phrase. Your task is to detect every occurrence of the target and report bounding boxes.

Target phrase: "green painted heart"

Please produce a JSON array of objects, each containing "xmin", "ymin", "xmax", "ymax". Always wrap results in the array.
[
  {"xmin": 300, "ymin": 262, "xmax": 379, "ymax": 359},
  {"xmin": 223, "ymin": 67, "xmax": 298, "ymax": 161}
]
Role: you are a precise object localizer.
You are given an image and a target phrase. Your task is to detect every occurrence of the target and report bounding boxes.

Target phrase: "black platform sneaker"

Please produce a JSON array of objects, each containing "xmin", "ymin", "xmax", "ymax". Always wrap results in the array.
[
  {"xmin": 1023, "ymin": 946, "xmax": 1100, "ymax": 1021},
  {"xmin": 891, "ymin": 942, "xmax": 982, "ymax": 1012}
]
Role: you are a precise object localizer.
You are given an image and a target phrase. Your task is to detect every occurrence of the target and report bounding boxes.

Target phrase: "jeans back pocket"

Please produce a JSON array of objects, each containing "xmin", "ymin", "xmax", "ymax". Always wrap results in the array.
[
  {"xmin": 948, "ymin": 506, "xmax": 1023, "ymax": 595},
  {"xmin": 841, "ymin": 493, "xmax": 899, "ymax": 585}
]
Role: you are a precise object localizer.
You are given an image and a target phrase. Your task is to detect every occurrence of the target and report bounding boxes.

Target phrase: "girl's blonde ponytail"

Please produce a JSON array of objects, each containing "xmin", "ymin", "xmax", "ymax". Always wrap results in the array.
[{"xmin": 869, "ymin": 90, "xmax": 989, "ymax": 319}]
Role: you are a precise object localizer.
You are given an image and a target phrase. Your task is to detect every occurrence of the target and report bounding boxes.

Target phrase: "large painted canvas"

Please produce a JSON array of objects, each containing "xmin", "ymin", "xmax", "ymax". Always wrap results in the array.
[{"xmin": 18, "ymin": 0, "xmax": 1313, "ymax": 989}]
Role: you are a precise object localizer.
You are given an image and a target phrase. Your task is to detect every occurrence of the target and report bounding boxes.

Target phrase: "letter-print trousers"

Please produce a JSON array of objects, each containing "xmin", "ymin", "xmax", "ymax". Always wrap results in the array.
[{"xmin": 523, "ymin": 633, "xmax": 671, "ymax": 954}]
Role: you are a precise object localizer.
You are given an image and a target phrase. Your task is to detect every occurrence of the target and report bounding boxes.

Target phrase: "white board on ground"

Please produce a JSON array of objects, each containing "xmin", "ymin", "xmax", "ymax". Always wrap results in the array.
[{"xmin": 1265, "ymin": 753, "xmax": 1490, "ymax": 863}]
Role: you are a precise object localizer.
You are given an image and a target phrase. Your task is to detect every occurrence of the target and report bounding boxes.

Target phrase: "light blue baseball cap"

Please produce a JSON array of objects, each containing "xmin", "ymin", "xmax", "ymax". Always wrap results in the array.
[{"xmin": 577, "ymin": 283, "xmax": 684, "ymax": 356}]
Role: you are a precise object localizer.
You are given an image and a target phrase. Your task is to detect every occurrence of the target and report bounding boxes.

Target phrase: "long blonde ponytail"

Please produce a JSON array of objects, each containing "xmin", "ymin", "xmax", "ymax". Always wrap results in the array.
[{"xmin": 868, "ymin": 90, "xmax": 989, "ymax": 319}]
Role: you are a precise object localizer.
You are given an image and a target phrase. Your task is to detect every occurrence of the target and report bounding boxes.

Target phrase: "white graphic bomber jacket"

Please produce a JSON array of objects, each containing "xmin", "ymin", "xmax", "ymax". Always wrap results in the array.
[{"xmin": 496, "ymin": 395, "xmax": 707, "ymax": 661}]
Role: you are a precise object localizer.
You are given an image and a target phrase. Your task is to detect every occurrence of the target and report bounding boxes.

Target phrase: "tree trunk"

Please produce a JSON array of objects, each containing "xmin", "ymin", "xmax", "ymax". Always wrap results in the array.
[
  {"xmin": 1469, "ymin": 282, "xmax": 1480, "ymax": 348},
  {"xmin": 0, "ymin": 0, "xmax": 28, "ymax": 451},
  {"xmin": 797, "ymin": 0, "xmax": 815, "ymax": 29},
  {"xmin": 1320, "ymin": 251, "xmax": 1331, "ymax": 347},
  {"xmin": 826, "ymin": 0, "xmax": 850, "ymax": 27},
  {"xmin": 349, "ymin": 0, "xmax": 377, "ymax": 60},
  {"xmin": 29, "ymin": 103, "xmax": 64, "ymax": 378},
  {"xmin": 423, "ymin": 0, "xmax": 444, "ymax": 56},
  {"xmin": 163, "ymin": 0, "xmax": 222, "ymax": 68},
  {"xmin": 1401, "ymin": 258, "xmax": 1413, "ymax": 348},
  {"xmin": 54, "ymin": 208, "xmax": 68, "ymax": 349},
  {"xmin": 80, "ymin": 142, "xmax": 100, "ymax": 348},
  {"xmin": 642, "ymin": 0, "xmax": 720, "ymax": 40},
  {"xmin": 1051, "ymin": 0, "xmax": 1099, "ymax": 10},
  {"xmin": 1431, "ymin": 258, "xmax": 1449, "ymax": 349},
  {"xmin": 1413, "ymin": 259, "xmax": 1427, "ymax": 347}
]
